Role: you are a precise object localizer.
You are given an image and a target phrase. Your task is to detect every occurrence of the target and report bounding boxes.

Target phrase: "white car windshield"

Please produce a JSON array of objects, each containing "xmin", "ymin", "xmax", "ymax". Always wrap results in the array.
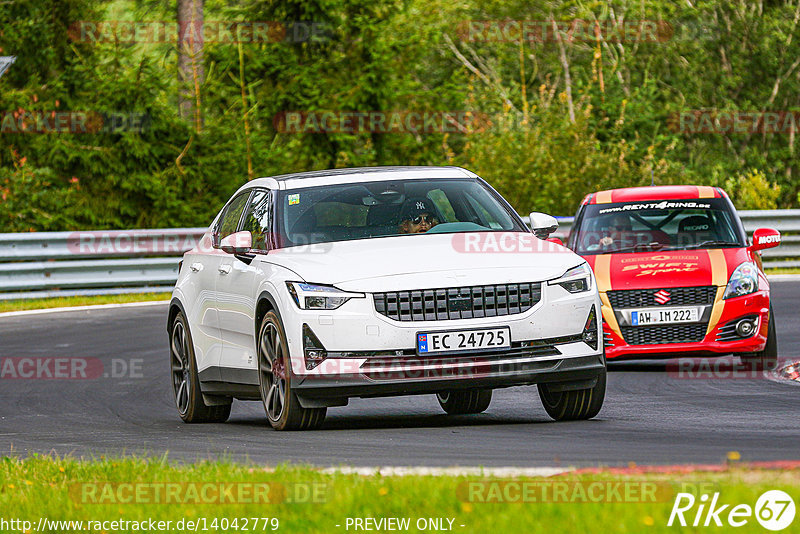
[{"xmin": 275, "ymin": 178, "xmax": 525, "ymax": 247}]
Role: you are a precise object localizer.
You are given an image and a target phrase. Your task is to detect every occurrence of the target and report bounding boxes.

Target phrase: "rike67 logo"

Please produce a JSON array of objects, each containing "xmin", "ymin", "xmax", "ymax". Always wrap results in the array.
[{"xmin": 668, "ymin": 490, "xmax": 795, "ymax": 530}]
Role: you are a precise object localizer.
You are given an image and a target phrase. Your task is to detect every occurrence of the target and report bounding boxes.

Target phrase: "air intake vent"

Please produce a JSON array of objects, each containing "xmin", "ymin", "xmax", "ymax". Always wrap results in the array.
[{"xmin": 621, "ymin": 323, "xmax": 708, "ymax": 345}]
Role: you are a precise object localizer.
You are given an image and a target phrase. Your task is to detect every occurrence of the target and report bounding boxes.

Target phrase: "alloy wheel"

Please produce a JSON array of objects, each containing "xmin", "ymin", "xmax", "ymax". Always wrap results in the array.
[
  {"xmin": 171, "ymin": 321, "xmax": 191, "ymax": 415},
  {"xmin": 259, "ymin": 320, "xmax": 287, "ymax": 422}
]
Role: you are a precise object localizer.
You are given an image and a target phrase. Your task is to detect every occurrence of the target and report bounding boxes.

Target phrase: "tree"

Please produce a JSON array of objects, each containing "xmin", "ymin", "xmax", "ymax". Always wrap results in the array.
[{"xmin": 177, "ymin": 0, "xmax": 204, "ymax": 130}]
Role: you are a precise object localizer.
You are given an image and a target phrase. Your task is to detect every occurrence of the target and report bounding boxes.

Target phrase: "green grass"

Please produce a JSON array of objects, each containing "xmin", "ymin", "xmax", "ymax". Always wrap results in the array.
[
  {"xmin": 766, "ymin": 267, "xmax": 800, "ymax": 275},
  {"xmin": 1, "ymin": 456, "xmax": 798, "ymax": 533},
  {"xmin": 0, "ymin": 293, "xmax": 169, "ymax": 313}
]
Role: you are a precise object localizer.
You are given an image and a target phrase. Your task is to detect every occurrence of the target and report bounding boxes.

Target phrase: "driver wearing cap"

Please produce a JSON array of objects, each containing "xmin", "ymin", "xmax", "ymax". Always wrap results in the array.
[
  {"xmin": 398, "ymin": 197, "xmax": 439, "ymax": 234},
  {"xmin": 600, "ymin": 213, "xmax": 633, "ymax": 247}
]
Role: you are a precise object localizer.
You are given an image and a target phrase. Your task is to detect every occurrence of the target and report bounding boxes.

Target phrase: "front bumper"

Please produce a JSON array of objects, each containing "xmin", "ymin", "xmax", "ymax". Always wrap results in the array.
[
  {"xmin": 279, "ymin": 281, "xmax": 604, "ymax": 402},
  {"xmin": 293, "ymin": 352, "xmax": 606, "ymax": 405},
  {"xmin": 603, "ymin": 289, "xmax": 770, "ymax": 359}
]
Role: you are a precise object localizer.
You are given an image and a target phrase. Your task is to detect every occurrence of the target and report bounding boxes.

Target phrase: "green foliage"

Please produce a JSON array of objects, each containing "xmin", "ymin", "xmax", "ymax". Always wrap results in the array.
[
  {"xmin": 724, "ymin": 169, "xmax": 781, "ymax": 210},
  {"xmin": 0, "ymin": 157, "xmax": 80, "ymax": 231},
  {"xmin": 2, "ymin": 0, "xmax": 800, "ymax": 230},
  {"xmin": 456, "ymin": 89, "xmax": 684, "ymax": 215}
]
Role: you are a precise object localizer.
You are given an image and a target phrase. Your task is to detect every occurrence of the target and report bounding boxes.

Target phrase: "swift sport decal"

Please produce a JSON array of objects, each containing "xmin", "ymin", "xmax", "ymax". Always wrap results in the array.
[{"xmin": 619, "ymin": 255, "xmax": 702, "ymax": 278}]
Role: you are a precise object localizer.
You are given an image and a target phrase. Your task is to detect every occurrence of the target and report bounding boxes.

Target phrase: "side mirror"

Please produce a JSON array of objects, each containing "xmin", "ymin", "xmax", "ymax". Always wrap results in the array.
[
  {"xmin": 529, "ymin": 212, "xmax": 559, "ymax": 240},
  {"xmin": 749, "ymin": 228, "xmax": 781, "ymax": 251},
  {"xmin": 220, "ymin": 231, "xmax": 252, "ymax": 255}
]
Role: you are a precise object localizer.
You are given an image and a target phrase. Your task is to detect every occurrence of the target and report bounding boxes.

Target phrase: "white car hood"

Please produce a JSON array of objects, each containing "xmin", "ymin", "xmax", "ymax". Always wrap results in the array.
[{"xmin": 266, "ymin": 232, "xmax": 583, "ymax": 292}]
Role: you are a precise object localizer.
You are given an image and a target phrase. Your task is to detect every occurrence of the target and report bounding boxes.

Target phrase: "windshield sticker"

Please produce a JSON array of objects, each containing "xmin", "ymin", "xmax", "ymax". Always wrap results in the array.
[
  {"xmin": 598, "ymin": 201, "xmax": 711, "ymax": 214},
  {"xmin": 288, "ymin": 194, "xmax": 300, "ymax": 205}
]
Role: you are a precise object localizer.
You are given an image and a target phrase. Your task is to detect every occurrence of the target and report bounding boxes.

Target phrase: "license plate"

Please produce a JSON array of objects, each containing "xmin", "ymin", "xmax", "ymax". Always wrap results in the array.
[
  {"xmin": 417, "ymin": 327, "xmax": 511, "ymax": 355},
  {"xmin": 631, "ymin": 307, "xmax": 700, "ymax": 326}
]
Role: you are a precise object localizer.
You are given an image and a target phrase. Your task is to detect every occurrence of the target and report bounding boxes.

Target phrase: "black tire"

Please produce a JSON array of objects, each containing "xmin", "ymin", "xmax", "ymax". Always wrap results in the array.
[
  {"xmin": 742, "ymin": 306, "xmax": 779, "ymax": 371},
  {"xmin": 170, "ymin": 312, "xmax": 231, "ymax": 423},
  {"xmin": 436, "ymin": 389, "xmax": 492, "ymax": 415},
  {"xmin": 257, "ymin": 311, "xmax": 326, "ymax": 431},
  {"xmin": 538, "ymin": 367, "xmax": 606, "ymax": 421}
]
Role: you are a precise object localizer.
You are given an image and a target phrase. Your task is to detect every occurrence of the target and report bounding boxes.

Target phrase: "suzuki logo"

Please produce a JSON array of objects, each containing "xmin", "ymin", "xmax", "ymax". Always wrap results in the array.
[{"xmin": 654, "ymin": 290, "xmax": 671, "ymax": 305}]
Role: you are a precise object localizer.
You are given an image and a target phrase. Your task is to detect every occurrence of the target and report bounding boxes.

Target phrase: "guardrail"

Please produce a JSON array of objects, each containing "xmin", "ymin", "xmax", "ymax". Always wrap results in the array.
[
  {"xmin": 0, "ymin": 211, "xmax": 798, "ymax": 299},
  {"xmin": 0, "ymin": 229, "xmax": 206, "ymax": 300},
  {"xmin": 0, "ymin": 228, "xmax": 207, "ymax": 262}
]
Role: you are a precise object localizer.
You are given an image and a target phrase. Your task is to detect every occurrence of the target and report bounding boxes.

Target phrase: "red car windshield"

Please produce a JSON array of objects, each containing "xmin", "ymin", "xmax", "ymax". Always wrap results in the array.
[{"xmin": 571, "ymin": 198, "xmax": 746, "ymax": 255}]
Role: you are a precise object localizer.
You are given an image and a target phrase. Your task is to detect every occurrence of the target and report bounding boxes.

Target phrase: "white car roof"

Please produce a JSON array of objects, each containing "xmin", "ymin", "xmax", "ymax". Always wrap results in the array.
[{"xmin": 236, "ymin": 166, "xmax": 477, "ymax": 194}]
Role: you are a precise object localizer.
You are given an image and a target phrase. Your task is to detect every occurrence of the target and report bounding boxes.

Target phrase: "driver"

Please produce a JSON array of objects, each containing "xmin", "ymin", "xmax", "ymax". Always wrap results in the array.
[
  {"xmin": 398, "ymin": 198, "xmax": 439, "ymax": 234},
  {"xmin": 600, "ymin": 213, "xmax": 633, "ymax": 247}
]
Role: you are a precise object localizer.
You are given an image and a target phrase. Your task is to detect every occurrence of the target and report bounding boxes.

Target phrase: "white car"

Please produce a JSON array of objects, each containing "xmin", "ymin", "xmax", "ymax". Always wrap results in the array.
[{"xmin": 168, "ymin": 166, "xmax": 606, "ymax": 430}]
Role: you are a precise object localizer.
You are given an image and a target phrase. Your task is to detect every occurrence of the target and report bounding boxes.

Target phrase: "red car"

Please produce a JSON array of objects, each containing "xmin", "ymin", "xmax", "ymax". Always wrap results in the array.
[{"xmin": 566, "ymin": 185, "xmax": 781, "ymax": 368}]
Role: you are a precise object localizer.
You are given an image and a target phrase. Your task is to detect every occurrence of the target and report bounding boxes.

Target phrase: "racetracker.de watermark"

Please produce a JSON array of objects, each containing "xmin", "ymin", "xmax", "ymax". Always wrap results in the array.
[
  {"xmin": 670, "ymin": 111, "xmax": 800, "ymax": 134},
  {"xmin": 67, "ymin": 231, "xmax": 201, "ymax": 256},
  {"xmin": 0, "ymin": 357, "xmax": 143, "ymax": 380},
  {"xmin": 457, "ymin": 480, "xmax": 717, "ymax": 503},
  {"xmin": 450, "ymin": 233, "xmax": 567, "ymax": 254},
  {"xmin": 666, "ymin": 358, "xmax": 794, "ymax": 380},
  {"xmin": 274, "ymin": 111, "xmax": 492, "ymax": 134},
  {"xmin": 71, "ymin": 482, "xmax": 327, "ymax": 505},
  {"xmin": 68, "ymin": 21, "xmax": 332, "ymax": 44},
  {"xmin": 0, "ymin": 111, "xmax": 150, "ymax": 134},
  {"xmin": 65, "ymin": 231, "xmax": 334, "ymax": 256},
  {"xmin": 457, "ymin": 19, "xmax": 672, "ymax": 43},
  {"xmin": 301, "ymin": 356, "xmax": 494, "ymax": 380}
]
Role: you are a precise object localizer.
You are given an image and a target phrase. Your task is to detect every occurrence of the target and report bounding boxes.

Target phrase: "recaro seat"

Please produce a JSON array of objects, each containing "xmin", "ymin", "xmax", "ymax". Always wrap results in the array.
[{"xmin": 677, "ymin": 215, "xmax": 716, "ymax": 245}]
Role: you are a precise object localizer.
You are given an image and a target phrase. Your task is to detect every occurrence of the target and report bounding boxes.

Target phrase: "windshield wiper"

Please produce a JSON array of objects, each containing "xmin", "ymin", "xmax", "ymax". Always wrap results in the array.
[
  {"xmin": 607, "ymin": 242, "xmax": 666, "ymax": 253},
  {"xmin": 666, "ymin": 240, "xmax": 741, "ymax": 250}
]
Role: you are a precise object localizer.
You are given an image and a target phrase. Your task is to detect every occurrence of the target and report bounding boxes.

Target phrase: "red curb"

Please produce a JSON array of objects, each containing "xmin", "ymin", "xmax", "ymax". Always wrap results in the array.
[{"xmin": 569, "ymin": 460, "xmax": 800, "ymax": 476}]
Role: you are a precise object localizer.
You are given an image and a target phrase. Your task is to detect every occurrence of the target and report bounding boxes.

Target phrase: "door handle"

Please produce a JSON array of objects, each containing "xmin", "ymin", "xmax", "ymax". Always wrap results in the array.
[
  {"xmin": 190, "ymin": 262, "xmax": 203, "ymax": 272},
  {"xmin": 218, "ymin": 264, "xmax": 232, "ymax": 275}
]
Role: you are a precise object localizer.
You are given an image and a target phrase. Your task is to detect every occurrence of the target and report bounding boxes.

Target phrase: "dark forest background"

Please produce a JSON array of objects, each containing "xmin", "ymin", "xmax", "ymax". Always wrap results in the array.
[{"xmin": 1, "ymin": 0, "xmax": 797, "ymax": 230}]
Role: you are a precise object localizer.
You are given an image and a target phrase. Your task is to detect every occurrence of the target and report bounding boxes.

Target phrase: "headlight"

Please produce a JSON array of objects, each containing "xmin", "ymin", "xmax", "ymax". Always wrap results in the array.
[
  {"xmin": 548, "ymin": 263, "xmax": 593, "ymax": 293},
  {"xmin": 286, "ymin": 282, "xmax": 364, "ymax": 310},
  {"xmin": 723, "ymin": 262, "xmax": 759, "ymax": 299}
]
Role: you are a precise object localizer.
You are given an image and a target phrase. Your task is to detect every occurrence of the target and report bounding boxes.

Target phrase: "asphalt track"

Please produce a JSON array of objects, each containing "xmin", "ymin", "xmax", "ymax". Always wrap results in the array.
[{"xmin": 1, "ymin": 283, "xmax": 798, "ymax": 468}]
